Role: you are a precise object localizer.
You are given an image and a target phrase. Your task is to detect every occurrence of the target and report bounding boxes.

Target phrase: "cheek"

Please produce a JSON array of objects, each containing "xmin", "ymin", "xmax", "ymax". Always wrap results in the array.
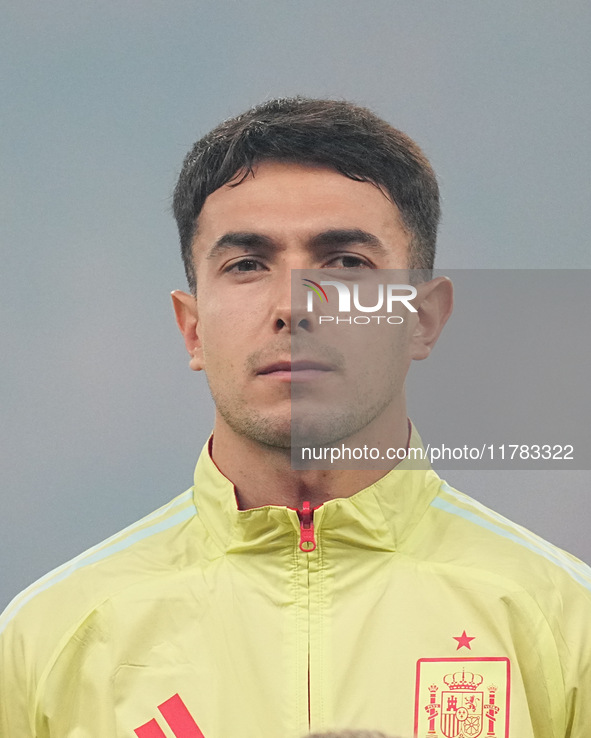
[
  {"xmin": 341, "ymin": 321, "xmax": 413, "ymax": 370},
  {"xmin": 199, "ymin": 285, "xmax": 266, "ymax": 328},
  {"xmin": 201, "ymin": 327, "xmax": 237, "ymax": 373},
  {"xmin": 197, "ymin": 301, "xmax": 253, "ymax": 373}
]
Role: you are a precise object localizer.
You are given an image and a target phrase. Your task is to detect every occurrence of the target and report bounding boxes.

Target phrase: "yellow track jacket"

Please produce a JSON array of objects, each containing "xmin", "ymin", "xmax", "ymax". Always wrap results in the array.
[{"xmin": 1, "ymin": 429, "xmax": 591, "ymax": 738}]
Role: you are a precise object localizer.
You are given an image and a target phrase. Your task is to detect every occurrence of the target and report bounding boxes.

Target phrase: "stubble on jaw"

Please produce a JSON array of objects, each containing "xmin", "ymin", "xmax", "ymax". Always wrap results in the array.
[{"xmin": 205, "ymin": 341, "xmax": 404, "ymax": 451}]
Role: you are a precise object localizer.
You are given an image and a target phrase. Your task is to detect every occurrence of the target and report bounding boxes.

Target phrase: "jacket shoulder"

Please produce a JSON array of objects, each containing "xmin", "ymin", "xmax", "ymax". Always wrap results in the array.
[
  {"xmin": 0, "ymin": 488, "xmax": 196, "ymax": 681},
  {"xmin": 421, "ymin": 480, "xmax": 591, "ymax": 601}
]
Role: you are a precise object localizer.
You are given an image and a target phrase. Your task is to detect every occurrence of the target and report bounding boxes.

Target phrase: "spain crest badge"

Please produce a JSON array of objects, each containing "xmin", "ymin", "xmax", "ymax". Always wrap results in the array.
[{"xmin": 414, "ymin": 657, "xmax": 510, "ymax": 738}]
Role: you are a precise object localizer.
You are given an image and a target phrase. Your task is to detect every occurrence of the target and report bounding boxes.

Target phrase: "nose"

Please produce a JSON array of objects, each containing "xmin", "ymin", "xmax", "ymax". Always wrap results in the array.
[
  {"xmin": 274, "ymin": 314, "xmax": 312, "ymax": 333},
  {"xmin": 271, "ymin": 271, "xmax": 313, "ymax": 334},
  {"xmin": 273, "ymin": 304, "xmax": 313, "ymax": 334}
]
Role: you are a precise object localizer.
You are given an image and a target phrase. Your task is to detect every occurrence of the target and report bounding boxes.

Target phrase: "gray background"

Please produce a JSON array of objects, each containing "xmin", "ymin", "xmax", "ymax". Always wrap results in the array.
[{"xmin": 1, "ymin": 0, "xmax": 590, "ymax": 610}]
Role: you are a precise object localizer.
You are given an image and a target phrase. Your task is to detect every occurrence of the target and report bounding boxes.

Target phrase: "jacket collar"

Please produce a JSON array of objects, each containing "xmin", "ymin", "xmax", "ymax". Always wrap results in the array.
[{"xmin": 191, "ymin": 424, "xmax": 441, "ymax": 554}]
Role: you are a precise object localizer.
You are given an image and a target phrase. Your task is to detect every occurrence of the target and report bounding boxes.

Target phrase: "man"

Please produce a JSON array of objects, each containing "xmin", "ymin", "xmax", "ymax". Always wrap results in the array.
[{"xmin": 1, "ymin": 98, "xmax": 590, "ymax": 738}]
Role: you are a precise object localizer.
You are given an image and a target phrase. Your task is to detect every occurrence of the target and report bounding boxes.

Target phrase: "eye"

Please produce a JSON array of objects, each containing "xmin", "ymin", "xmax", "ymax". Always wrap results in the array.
[
  {"xmin": 224, "ymin": 258, "xmax": 266, "ymax": 273},
  {"xmin": 325, "ymin": 254, "xmax": 373, "ymax": 269}
]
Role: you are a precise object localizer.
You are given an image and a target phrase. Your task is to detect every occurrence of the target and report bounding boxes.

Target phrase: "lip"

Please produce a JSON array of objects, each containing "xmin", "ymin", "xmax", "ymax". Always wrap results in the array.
[{"xmin": 257, "ymin": 359, "xmax": 335, "ymax": 381}]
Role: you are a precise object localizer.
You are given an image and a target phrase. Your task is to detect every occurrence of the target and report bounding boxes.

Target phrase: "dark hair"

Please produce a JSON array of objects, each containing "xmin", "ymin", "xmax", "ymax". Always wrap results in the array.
[
  {"xmin": 173, "ymin": 97, "xmax": 440, "ymax": 294},
  {"xmin": 307, "ymin": 732, "xmax": 399, "ymax": 738}
]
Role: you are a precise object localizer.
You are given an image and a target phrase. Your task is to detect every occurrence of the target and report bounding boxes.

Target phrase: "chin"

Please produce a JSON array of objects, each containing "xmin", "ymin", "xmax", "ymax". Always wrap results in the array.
[
  {"xmin": 225, "ymin": 412, "xmax": 293, "ymax": 450},
  {"xmin": 290, "ymin": 413, "xmax": 357, "ymax": 449}
]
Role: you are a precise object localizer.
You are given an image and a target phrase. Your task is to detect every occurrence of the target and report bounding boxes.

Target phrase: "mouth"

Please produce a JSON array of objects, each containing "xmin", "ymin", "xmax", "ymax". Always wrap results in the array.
[{"xmin": 257, "ymin": 360, "xmax": 335, "ymax": 381}]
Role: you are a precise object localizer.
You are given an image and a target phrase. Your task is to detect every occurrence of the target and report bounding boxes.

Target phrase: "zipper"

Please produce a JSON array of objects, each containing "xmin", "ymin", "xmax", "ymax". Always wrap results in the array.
[
  {"xmin": 297, "ymin": 501, "xmax": 316, "ymax": 552},
  {"xmin": 295, "ymin": 501, "xmax": 316, "ymax": 732}
]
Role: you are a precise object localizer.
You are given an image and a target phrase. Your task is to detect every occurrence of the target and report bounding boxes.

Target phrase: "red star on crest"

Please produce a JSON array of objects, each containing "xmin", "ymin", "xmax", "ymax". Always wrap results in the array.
[{"xmin": 453, "ymin": 630, "xmax": 475, "ymax": 650}]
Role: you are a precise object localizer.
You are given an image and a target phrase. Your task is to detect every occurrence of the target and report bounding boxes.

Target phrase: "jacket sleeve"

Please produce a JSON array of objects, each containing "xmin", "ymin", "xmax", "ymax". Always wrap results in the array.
[
  {"xmin": 565, "ymin": 626, "xmax": 591, "ymax": 735},
  {"xmin": 0, "ymin": 615, "xmax": 38, "ymax": 738},
  {"xmin": 554, "ymin": 557, "xmax": 591, "ymax": 738}
]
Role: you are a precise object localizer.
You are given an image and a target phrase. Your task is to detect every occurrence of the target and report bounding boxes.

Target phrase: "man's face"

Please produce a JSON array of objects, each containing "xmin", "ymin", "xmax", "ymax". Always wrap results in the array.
[{"xmin": 176, "ymin": 161, "xmax": 423, "ymax": 449}]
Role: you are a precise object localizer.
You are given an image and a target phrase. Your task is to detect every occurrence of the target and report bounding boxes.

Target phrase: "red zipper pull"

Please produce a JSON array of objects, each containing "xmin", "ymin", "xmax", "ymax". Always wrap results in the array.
[{"xmin": 298, "ymin": 501, "xmax": 316, "ymax": 553}]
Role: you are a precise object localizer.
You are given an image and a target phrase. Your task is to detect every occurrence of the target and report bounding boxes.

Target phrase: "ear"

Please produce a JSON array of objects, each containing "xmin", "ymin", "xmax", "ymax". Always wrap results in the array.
[
  {"xmin": 171, "ymin": 290, "xmax": 204, "ymax": 372},
  {"xmin": 410, "ymin": 276, "xmax": 453, "ymax": 361}
]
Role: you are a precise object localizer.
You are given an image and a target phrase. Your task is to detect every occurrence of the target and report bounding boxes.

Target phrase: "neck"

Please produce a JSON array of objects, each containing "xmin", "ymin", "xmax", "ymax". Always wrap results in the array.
[{"xmin": 209, "ymin": 405, "xmax": 410, "ymax": 510}]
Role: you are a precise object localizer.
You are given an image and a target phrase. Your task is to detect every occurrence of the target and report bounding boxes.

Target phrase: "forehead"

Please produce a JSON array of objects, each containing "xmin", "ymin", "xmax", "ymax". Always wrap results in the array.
[{"xmin": 192, "ymin": 160, "xmax": 409, "ymax": 257}]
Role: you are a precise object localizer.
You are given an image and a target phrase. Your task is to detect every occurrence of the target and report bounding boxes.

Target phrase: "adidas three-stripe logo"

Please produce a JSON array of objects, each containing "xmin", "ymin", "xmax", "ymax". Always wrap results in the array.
[{"xmin": 134, "ymin": 693, "xmax": 205, "ymax": 738}]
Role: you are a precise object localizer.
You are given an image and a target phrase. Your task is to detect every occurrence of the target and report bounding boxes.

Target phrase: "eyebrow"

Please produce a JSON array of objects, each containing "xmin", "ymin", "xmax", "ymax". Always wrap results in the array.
[
  {"xmin": 309, "ymin": 228, "xmax": 387, "ymax": 255},
  {"xmin": 206, "ymin": 232, "xmax": 274, "ymax": 260},
  {"xmin": 206, "ymin": 228, "xmax": 387, "ymax": 260}
]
